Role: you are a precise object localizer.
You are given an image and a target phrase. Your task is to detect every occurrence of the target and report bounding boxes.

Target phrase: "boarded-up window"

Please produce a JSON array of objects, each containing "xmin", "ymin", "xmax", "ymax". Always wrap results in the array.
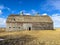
[
  {"xmin": 14, "ymin": 19, "xmax": 15, "ymax": 21},
  {"xmin": 19, "ymin": 27, "xmax": 20, "ymax": 29},
  {"xmin": 9, "ymin": 27, "xmax": 11, "ymax": 28},
  {"xmin": 13, "ymin": 27, "xmax": 15, "ymax": 28}
]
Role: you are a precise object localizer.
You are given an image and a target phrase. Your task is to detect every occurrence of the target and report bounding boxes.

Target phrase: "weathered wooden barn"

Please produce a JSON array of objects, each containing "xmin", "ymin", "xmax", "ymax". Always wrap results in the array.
[{"xmin": 6, "ymin": 13, "xmax": 53, "ymax": 31}]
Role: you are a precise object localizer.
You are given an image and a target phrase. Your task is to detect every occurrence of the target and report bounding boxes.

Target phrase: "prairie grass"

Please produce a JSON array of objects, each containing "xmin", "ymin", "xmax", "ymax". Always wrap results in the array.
[{"xmin": 0, "ymin": 29, "xmax": 60, "ymax": 45}]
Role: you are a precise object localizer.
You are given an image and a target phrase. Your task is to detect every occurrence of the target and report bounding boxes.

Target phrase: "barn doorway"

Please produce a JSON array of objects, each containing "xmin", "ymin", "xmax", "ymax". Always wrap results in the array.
[{"xmin": 29, "ymin": 27, "xmax": 31, "ymax": 31}]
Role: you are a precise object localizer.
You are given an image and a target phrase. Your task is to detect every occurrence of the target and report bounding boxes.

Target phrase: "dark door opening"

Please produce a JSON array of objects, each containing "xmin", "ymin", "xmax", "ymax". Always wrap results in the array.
[{"xmin": 29, "ymin": 27, "xmax": 31, "ymax": 31}]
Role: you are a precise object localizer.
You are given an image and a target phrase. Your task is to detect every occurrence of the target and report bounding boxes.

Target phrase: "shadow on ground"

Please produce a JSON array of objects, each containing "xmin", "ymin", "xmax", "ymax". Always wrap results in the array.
[{"xmin": 0, "ymin": 35, "xmax": 37, "ymax": 45}]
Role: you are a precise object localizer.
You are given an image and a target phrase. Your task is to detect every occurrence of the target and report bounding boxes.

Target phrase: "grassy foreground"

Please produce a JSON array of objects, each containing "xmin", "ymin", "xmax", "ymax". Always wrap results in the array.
[{"xmin": 0, "ymin": 29, "xmax": 60, "ymax": 45}]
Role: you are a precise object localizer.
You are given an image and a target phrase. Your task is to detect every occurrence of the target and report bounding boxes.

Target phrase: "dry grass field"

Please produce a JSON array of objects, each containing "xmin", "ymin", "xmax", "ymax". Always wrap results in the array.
[{"xmin": 0, "ymin": 28, "xmax": 60, "ymax": 45}]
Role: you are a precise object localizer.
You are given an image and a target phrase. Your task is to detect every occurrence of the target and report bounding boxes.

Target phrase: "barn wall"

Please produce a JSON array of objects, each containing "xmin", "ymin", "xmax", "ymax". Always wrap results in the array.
[
  {"xmin": 23, "ymin": 23, "xmax": 32, "ymax": 30},
  {"xmin": 32, "ymin": 22, "xmax": 53, "ymax": 30},
  {"xmin": 6, "ymin": 23, "xmax": 23, "ymax": 31},
  {"xmin": 6, "ymin": 22, "xmax": 53, "ymax": 31}
]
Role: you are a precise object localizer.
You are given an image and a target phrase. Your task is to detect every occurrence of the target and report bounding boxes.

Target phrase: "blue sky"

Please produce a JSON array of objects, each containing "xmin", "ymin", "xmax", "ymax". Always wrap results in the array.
[{"xmin": 0, "ymin": 0, "xmax": 60, "ymax": 28}]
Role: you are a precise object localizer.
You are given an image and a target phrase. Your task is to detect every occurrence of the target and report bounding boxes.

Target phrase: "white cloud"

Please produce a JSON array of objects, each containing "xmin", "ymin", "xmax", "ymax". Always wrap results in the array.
[
  {"xmin": 41, "ymin": 0, "xmax": 60, "ymax": 12},
  {"xmin": 19, "ymin": 10, "xmax": 26, "ymax": 13},
  {"xmin": 31, "ymin": 9, "xmax": 37, "ymax": 14},
  {"xmin": 0, "ymin": 5, "xmax": 11, "ymax": 11},
  {"xmin": 19, "ymin": 10, "xmax": 31, "ymax": 15},
  {"xmin": 6, "ymin": 7, "xmax": 11, "ymax": 11},
  {"xmin": 0, "ymin": 10, "xmax": 2, "ymax": 15},
  {"xmin": 24, "ymin": 13, "xmax": 31, "ymax": 15},
  {"xmin": 51, "ymin": 14, "xmax": 60, "ymax": 27},
  {"xmin": 0, "ymin": 5, "xmax": 11, "ymax": 15},
  {"xmin": 42, "ymin": 13, "xmax": 47, "ymax": 15},
  {"xmin": 46, "ymin": 0, "xmax": 60, "ymax": 10},
  {"xmin": 0, "ymin": 18, "xmax": 6, "ymax": 27},
  {"xmin": 19, "ymin": 10, "xmax": 38, "ymax": 15},
  {"xmin": 51, "ymin": 1, "xmax": 60, "ymax": 10},
  {"xmin": 0, "ymin": 5, "xmax": 5, "ymax": 9}
]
